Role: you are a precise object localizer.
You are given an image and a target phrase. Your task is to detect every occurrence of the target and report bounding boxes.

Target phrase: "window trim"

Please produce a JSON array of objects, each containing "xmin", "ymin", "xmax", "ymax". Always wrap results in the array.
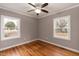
[
  {"xmin": 53, "ymin": 15, "xmax": 71, "ymax": 40},
  {"xmin": 1, "ymin": 15, "xmax": 21, "ymax": 41}
]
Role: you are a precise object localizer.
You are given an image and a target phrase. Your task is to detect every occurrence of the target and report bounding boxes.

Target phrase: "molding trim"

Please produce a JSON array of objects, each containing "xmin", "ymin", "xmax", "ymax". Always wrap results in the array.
[
  {"xmin": 39, "ymin": 4, "xmax": 79, "ymax": 19},
  {"xmin": 0, "ymin": 39, "xmax": 79, "ymax": 53},
  {"xmin": 0, "ymin": 4, "xmax": 79, "ymax": 19},
  {"xmin": 0, "ymin": 39, "xmax": 37, "ymax": 51},
  {"xmin": 0, "ymin": 5, "xmax": 37, "ymax": 19},
  {"xmin": 38, "ymin": 39, "xmax": 79, "ymax": 53}
]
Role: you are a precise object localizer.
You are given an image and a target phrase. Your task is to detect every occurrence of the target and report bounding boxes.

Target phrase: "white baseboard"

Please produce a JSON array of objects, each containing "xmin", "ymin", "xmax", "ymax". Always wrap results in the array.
[
  {"xmin": 0, "ymin": 39, "xmax": 79, "ymax": 53},
  {"xmin": 0, "ymin": 39, "xmax": 37, "ymax": 51},
  {"xmin": 38, "ymin": 39, "xmax": 79, "ymax": 53}
]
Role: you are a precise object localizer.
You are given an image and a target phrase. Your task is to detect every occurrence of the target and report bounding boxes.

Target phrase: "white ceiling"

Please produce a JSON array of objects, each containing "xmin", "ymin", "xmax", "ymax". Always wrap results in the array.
[{"xmin": 0, "ymin": 3, "xmax": 79, "ymax": 18}]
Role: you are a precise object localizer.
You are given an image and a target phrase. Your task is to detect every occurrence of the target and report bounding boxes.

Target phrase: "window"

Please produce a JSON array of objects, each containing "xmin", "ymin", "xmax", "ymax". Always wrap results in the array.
[
  {"xmin": 53, "ymin": 15, "xmax": 71, "ymax": 40},
  {"xmin": 1, "ymin": 15, "xmax": 20, "ymax": 40}
]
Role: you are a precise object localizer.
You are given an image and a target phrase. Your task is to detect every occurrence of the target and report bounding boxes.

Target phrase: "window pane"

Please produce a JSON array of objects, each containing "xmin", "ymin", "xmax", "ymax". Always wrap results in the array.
[
  {"xmin": 53, "ymin": 15, "xmax": 70, "ymax": 40},
  {"xmin": 1, "ymin": 15, "xmax": 20, "ymax": 40}
]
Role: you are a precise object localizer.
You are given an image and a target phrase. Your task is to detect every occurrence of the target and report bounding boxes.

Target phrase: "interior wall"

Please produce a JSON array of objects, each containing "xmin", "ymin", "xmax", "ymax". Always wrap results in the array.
[
  {"xmin": 39, "ymin": 6, "xmax": 79, "ymax": 51},
  {"xmin": 0, "ymin": 5, "xmax": 79, "ymax": 52},
  {"xmin": 0, "ymin": 8, "xmax": 38, "ymax": 50}
]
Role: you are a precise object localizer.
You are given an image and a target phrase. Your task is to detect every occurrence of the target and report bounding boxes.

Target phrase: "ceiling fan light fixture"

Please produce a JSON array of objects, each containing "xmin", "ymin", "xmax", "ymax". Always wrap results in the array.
[{"xmin": 35, "ymin": 9, "xmax": 41, "ymax": 13}]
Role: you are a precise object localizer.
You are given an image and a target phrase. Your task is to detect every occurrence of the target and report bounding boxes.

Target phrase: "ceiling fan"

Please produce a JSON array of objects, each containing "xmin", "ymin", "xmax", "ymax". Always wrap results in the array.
[{"xmin": 27, "ymin": 3, "xmax": 49, "ymax": 16}]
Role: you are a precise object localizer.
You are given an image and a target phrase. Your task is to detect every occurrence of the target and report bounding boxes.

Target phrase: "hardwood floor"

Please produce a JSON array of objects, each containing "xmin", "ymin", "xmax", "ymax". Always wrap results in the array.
[{"xmin": 0, "ymin": 40, "xmax": 79, "ymax": 56}]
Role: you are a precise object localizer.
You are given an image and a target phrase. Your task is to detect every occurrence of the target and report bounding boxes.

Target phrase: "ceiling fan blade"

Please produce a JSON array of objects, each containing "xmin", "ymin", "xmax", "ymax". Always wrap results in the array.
[
  {"xmin": 41, "ymin": 3, "xmax": 48, "ymax": 8},
  {"xmin": 27, "ymin": 9, "xmax": 34, "ymax": 12},
  {"xmin": 41, "ymin": 9, "xmax": 48, "ymax": 13},
  {"xmin": 28, "ymin": 3, "xmax": 36, "ymax": 8}
]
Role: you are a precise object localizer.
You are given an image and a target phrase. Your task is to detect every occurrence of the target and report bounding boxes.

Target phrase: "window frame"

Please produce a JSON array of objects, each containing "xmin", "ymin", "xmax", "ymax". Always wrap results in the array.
[
  {"xmin": 1, "ymin": 15, "xmax": 21, "ymax": 41},
  {"xmin": 53, "ymin": 15, "xmax": 71, "ymax": 40}
]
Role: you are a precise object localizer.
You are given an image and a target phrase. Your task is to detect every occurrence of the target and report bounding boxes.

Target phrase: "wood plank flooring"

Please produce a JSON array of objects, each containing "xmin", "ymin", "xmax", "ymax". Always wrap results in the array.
[{"xmin": 0, "ymin": 40, "xmax": 79, "ymax": 56}]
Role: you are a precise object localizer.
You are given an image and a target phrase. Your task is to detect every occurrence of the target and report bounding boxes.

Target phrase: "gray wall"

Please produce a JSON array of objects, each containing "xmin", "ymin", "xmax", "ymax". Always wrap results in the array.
[
  {"xmin": 0, "ymin": 5, "xmax": 79, "ymax": 51},
  {"xmin": 39, "ymin": 6, "xmax": 79, "ymax": 51},
  {"xmin": 0, "ymin": 9, "xmax": 38, "ymax": 49}
]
